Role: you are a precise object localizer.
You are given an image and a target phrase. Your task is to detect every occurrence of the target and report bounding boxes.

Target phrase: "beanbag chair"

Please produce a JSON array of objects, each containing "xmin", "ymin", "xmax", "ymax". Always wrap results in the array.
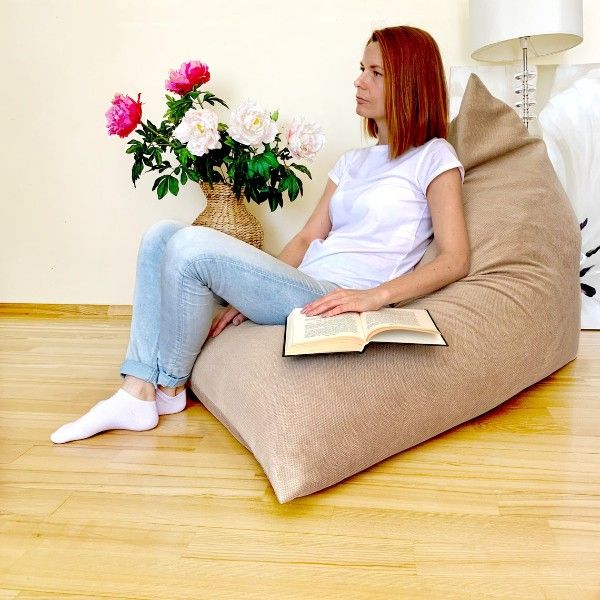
[{"xmin": 188, "ymin": 73, "xmax": 581, "ymax": 504}]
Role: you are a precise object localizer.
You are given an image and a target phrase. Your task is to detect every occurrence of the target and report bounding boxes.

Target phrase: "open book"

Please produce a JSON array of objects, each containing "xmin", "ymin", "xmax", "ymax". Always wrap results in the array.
[{"xmin": 283, "ymin": 306, "xmax": 447, "ymax": 356}]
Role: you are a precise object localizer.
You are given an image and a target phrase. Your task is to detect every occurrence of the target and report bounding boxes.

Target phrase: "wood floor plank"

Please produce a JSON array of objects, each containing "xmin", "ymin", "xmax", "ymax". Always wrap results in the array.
[{"xmin": 1, "ymin": 312, "xmax": 599, "ymax": 597}]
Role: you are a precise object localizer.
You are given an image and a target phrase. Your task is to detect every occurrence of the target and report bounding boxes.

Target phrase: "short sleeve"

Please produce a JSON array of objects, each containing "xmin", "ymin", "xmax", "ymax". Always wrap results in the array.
[
  {"xmin": 327, "ymin": 150, "xmax": 350, "ymax": 185},
  {"xmin": 417, "ymin": 139, "xmax": 465, "ymax": 195}
]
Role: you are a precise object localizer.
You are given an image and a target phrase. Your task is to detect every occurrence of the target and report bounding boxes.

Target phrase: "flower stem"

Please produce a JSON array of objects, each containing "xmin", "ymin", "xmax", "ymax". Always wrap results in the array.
[
  {"xmin": 143, "ymin": 122, "xmax": 175, "ymax": 148},
  {"xmin": 139, "ymin": 122, "xmax": 184, "ymax": 185}
]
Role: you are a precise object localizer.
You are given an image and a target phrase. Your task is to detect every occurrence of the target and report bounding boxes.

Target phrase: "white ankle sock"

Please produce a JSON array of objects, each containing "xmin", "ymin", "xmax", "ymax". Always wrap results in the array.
[
  {"xmin": 50, "ymin": 388, "xmax": 159, "ymax": 444},
  {"xmin": 155, "ymin": 386, "xmax": 187, "ymax": 415}
]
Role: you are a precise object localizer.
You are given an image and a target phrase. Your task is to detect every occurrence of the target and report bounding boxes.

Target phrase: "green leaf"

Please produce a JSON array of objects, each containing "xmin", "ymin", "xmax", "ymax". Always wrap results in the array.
[
  {"xmin": 271, "ymin": 109, "xmax": 279, "ymax": 121},
  {"xmin": 152, "ymin": 175, "xmax": 165, "ymax": 191},
  {"xmin": 263, "ymin": 151, "xmax": 279, "ymax": 168},
  {"xmin": 267, "ymin": 190, "xmax": 283, "ymax": 212},
  {"xmin": 186, "ymin": 169, "xmax": 200, "ymax": 183},
  {"xmin": 287, "ymin": 174, "xmax": 300, "ymax": 201},
  {"xmin": 181, "ymin": 171, "xmax": 188, "ymax": 185},
  {"xmin": 157, "ymin": 178, "xmax": 169, "ymax": 199},
  {"xmin": 131, "ymin": 160, "xmax": 143, "ymax": 183},
  {"xmin": 277, "ymin": 176, "xmax": 289, "ymax": 192},
  {"xmin": 177, "ymin": 148, "xmax": 189, "ymax": 167},
  {"xmin": 168, "ymin": 175, "xmax": 179, "ymax": 196},
  {"xmin": 290, "ymin": 162, "xmax": 312, "ymax": 178},
  {"xmin": 251, "ymin": 155, "xmax": 271, "ymax": 179},
  {"xmin": 131, "ymin": 162, "xmax": 144, "ymax": 187}
]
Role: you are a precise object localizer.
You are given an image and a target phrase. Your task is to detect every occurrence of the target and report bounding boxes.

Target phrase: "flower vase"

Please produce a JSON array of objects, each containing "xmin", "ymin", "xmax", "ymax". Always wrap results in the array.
[{"xmin": 193, "ymin": 181, "xmax": 264, "ymax": 249}]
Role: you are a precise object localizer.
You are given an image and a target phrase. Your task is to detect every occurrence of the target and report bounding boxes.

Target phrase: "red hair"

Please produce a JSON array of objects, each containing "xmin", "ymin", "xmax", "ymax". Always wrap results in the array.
[{"xmin": 363, "ymin": 26, "xmax": 449, "ymax": 160}]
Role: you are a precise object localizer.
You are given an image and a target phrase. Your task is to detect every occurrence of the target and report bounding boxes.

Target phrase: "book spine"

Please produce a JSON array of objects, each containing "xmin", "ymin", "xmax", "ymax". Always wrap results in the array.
[
  {"xmin": 424, "ymin": 309, "xmax": 449, "ymax": 347},
  {"xmin": 282, "ymin": 319, "xmax": 288, "ymax": 357}
]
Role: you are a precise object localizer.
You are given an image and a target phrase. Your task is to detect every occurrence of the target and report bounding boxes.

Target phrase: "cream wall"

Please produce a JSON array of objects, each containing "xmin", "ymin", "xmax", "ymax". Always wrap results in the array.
[{"xmin": 2, "ymin": 0, "xmax": 598, "ymax": 304}]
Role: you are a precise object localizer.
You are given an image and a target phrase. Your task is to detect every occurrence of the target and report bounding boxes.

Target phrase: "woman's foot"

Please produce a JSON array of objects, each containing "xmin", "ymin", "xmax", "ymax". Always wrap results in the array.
[
  {"xmin": 50, "ymin": 387, "xmax": 159, "ymax": 444},
  {"xmin": 155, "ymin": 384, "xmax": 187, "ymax": 415}
]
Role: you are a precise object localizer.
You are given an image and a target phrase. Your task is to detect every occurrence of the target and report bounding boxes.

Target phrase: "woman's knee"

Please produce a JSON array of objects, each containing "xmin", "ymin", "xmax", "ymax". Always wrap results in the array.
[
  {"xmin": 163, "ymin": 225, "xmax": 224, "ymax": 266},
  {"xmin": 140, "ymin": 219, "xmax": 187, "ymax": 253}
]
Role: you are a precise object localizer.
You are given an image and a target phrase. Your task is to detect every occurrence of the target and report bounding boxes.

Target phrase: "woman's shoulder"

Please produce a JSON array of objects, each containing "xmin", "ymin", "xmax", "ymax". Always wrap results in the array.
[
  {"xmin": 330, "ymin": 146, "xmax": 369, "ymax": 170},
  {"xmin": 418, "ymin": 137, "xmax": 458, "ymax": 156},
  {"xmin": 339, "ymin": 145, "xmax": 370, "ymax": 157},
  {"xmin": 337, "ymin": 143, "xmax": 386, "ymax": 154}
]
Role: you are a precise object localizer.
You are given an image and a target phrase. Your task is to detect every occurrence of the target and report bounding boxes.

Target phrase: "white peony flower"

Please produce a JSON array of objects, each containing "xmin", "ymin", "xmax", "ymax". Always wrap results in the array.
[
  {"xmin": 173, "ymin": 107, "xmax": 222, "ymax": 157},
  {"xmin": 227, "ymin": 98, "xmax": 277, "ymax": 147},
  {"xmin": 284, "ymin": 116, "xmax": 325, "ymax": 162}
]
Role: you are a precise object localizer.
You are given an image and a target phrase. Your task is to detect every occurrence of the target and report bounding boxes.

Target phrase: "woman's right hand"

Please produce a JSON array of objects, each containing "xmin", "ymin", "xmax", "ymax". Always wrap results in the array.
[{"xmin": 209, "ymin": 305, "xmax": 248, "ymax": 337}]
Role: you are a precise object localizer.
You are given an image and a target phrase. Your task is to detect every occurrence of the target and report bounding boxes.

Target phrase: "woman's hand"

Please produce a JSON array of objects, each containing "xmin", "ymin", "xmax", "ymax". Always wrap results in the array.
[
  {"xmin": 209, "ymin": 305, "xmax": 248, "ymax": 337},
  {"xmin": 301, "ymin": 288, "xmax": 389, "ymax": 317}
]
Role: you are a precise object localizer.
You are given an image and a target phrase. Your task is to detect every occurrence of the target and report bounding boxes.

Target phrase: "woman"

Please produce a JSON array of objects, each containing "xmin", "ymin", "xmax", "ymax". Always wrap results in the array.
[{"xmin": 51, "ymin": 25, "xmax": 469, "ymax": 444}]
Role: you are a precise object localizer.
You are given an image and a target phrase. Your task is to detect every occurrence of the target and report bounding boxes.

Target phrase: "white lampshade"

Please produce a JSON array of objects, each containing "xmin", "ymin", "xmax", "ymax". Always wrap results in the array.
[{"xmin": 469, "ymin": 0, "xmax": 583, "ymax": 62}]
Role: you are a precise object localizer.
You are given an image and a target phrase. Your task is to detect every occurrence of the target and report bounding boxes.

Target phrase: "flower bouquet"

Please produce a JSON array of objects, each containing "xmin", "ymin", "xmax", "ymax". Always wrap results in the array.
[{"xmin": 105, "ymin": 60, "xmax": 326, "ymax": 214}]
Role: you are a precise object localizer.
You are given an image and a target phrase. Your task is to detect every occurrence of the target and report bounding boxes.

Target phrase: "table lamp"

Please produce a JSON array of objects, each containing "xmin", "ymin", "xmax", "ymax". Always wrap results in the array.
[{"xmin": 469, "ymin": 0, "xmax": 583, "ymax": 129}]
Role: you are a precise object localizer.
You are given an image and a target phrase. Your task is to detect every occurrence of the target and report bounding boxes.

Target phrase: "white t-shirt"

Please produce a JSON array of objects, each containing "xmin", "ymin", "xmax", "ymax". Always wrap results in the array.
[{"xmin": 297, "ymin": 137, "xmax": 465, "ymax": 289}]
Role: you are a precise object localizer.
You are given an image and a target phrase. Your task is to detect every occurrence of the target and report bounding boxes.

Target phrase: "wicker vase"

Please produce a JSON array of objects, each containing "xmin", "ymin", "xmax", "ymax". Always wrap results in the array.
[{"xmin": 192, "ymin": 181, "xmax": 264, "ymax": 249}]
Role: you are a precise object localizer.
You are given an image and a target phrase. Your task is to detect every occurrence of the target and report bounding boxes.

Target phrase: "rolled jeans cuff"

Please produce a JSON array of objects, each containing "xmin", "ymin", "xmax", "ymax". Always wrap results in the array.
[
  {"xmin": 120, "ymin": 359, "xmax": 159, "ymax": 384},
  {"xmin": 155, "ymin": 370, "xmax": 190, "ymax": 388}
]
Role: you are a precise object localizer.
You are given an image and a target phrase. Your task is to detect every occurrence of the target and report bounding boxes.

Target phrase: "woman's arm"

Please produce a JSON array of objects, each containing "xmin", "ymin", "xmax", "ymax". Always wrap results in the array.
[
  {"xmin": 276, "ymin": 234, "xmax": 312, "ymax": 268},
  {"xmin": 276, "ymin": 177, "xmax": 336, "ymax": 268},
  {"xmin": 375, "ymin": 167, "xmax": 470, "ymax": 306}
]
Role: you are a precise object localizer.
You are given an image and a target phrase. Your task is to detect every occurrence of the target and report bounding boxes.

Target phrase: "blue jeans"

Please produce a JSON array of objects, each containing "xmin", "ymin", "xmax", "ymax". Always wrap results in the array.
[{"xmin": 119, "ymin": 219, "xmax": 342, "ymax": 388}]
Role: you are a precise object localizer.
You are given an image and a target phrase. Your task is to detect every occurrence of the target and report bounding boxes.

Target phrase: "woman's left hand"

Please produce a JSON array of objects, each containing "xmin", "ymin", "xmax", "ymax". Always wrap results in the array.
[
  {"xmin": 209, "ymin": 305, "xmax": 248, "ymax": 337},
  {"xmin": 301, "ymin": 288, "xmax": 389, "ymax": 317}
]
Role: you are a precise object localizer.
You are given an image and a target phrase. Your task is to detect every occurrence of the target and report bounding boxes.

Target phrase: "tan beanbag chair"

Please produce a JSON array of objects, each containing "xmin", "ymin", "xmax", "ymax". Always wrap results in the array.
[{"xmin": 188, "ymin": 73, "xmax": 581, "ymax": 504}]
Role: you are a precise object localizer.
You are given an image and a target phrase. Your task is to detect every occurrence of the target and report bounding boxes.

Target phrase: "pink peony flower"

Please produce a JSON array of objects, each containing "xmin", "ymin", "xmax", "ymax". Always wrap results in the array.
[
  {"xmin": 165, "ymin": 60, "xmax": 211, "ymax": 96},
  {"xmin": 105, "ymin": 92, "xmax": 143, "ymax": 138}
]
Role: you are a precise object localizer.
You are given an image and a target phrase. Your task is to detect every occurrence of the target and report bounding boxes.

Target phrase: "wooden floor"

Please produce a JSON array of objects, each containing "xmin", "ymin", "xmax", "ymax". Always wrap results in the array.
[{"xmin": 1, "ymin": 310, "xmax": 599, "ymax": 599}]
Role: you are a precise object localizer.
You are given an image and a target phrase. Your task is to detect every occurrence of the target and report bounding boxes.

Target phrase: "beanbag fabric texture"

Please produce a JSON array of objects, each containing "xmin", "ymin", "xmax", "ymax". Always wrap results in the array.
[{"xmin": 188, "ymin": 73, "xmax": 581, "ymax": 504}]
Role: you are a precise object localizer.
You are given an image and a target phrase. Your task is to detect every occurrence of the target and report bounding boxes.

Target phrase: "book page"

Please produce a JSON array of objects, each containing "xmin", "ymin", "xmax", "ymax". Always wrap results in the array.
[
  {"xmin": 284, "ymin": 309, "xmax": 366, "ymax": 356},
  {"xmin": 361, "ymin": 307, "xmax": 437, "ymax": 335},
  {"xmin": 370, "ymin": 328, "xmax": 447, "ymax": 346},
  {"xmin": 288, "ymin": 307, "xmax": 362, "ymax": 343},
  {"xmin": 290, "ymin": 308, "xmax": 363, "ymax": 342}
]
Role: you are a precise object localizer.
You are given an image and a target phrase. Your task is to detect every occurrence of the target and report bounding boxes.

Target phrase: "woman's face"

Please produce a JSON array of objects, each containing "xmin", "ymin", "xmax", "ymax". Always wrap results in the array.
[{"xmin": 354, "ymin": 41, "xmax": 385, "ymax": 122}]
